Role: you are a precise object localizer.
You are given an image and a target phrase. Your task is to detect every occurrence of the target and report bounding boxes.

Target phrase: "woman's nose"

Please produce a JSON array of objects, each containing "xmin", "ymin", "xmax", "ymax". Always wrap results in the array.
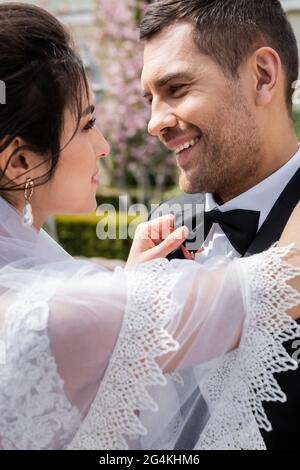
[{"xmin": 95, "ymin": 128, "xmax": 110, "ymax": 159}]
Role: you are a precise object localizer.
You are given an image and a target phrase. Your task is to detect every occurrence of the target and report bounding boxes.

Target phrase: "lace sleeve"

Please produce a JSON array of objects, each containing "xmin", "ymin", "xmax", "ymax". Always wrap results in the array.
[
  {"xmin": 3, "ymin": 245, "xmax": 299, "ymax": 451},
  {"xmin": 0, "ymin": 259, "xmax": 181, "ymax": 451},
  {"xmin": 195, "ymin": 244, "xmax": 300, "ymax": 450},
  {"xmin": 0, "ymin": 281, "xmax": 81, "ymax": 450},
  {"xmin": 69, "ymin": 245, "xmax": 300, "ymax": 451},
  {"xmin": 68, "ymin": 259, "xmax": 181, "ymax": 450}
]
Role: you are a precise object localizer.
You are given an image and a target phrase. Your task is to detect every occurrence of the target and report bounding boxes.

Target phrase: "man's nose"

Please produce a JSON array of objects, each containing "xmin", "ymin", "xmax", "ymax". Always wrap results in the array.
[{"xmin": 148, "ymin": 103, "xmax": 178, "ymax": 137}]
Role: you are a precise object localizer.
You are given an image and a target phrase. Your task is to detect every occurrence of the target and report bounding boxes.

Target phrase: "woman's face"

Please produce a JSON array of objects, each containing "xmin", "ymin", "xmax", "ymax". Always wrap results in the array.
[{"xmin": 34, "ymin": 95, "xmax": 110, "ymax": 225}]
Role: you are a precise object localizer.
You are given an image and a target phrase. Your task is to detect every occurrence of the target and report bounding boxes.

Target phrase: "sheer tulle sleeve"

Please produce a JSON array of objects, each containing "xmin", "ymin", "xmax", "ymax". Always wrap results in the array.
[
  {"xmin": 0, "ymin": 264, "xmax": 123, "ymax": 449},
  {"xmin": 139, "ymin": 245, "xmax": 300, "ymax": 450},
  {"xmin": 1, "ymin": 245, "xmax": 300, "ymax": 450},
  {"xmin": 0, "ymin": 259, "xmax": 181, "ymax": 450},
  {"xmin": 68, "ymin": 245, "xmax": 300, "ymax": 450}
]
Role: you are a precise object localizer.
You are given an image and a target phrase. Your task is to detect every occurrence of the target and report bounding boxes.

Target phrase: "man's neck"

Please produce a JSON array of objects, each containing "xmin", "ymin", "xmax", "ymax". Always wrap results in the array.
[{"xmin": 218, "ymin": 138, "xmax": 299, "ymax": 203}]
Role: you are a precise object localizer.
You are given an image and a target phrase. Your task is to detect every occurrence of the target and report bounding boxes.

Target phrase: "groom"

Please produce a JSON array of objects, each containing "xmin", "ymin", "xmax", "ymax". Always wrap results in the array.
[{"xmin": 140, "ymin": 0, "xmax": 300, "ymax": 450}]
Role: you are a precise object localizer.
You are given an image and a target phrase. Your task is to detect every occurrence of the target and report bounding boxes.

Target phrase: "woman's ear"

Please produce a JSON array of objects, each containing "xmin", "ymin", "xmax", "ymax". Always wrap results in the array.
[
  {"xmin": 252, "ymin": 46, "xmax": 281, "ymax": 107},
  {"xmin": 0, "ymin": 137, "xmax": 34, "ymax": 185}
]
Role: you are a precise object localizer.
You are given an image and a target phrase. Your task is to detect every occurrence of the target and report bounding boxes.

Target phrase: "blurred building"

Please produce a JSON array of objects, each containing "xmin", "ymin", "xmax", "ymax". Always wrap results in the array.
[
  {"xmin": 12, "ymin": 0, "xmax": 97, "ymax": 38},
  {"xmin": 283, "ymin": 1, "xmax": 300, "ymax": 49},
  {"xmin": 3, "ymin": 0, "xmax": 105, "ymax": 98}
]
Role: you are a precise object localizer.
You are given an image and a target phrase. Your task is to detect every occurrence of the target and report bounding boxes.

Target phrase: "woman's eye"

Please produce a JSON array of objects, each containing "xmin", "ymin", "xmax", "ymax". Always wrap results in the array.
[{"xmin": 83, "ymin": 117, "xmax": 96, "ymax": 131}]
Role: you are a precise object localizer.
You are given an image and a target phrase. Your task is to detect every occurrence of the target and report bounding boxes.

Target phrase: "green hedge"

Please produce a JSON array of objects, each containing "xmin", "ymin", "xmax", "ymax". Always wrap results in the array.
[
  {"xmin": 55, "ymin": 185, "xmax": 182, "ymax": 259},
  {"xmin": 294, "ymin": 111, "xmax": 300, "ymax": 140},
  {"xmin": 55, "ymin": 214, "xmax": 142, "ymax": 260}
]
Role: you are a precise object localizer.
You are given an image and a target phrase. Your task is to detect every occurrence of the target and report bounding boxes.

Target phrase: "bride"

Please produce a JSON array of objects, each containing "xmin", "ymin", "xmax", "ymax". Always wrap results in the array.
[{"xmin": 0, "ymin": 3, "xmax": 300, "ymax": 451}]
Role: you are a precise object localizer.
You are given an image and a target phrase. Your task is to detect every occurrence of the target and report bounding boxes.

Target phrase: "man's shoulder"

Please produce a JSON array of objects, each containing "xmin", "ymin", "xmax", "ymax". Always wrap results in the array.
[{"xmin": 149, "ymin": 192, "xmax": 206, "ymax": 220}]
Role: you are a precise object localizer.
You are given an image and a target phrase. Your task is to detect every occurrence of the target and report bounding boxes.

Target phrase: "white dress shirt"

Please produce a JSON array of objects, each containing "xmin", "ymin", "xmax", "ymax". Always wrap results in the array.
[{"xmin": 195, "ymin": 146, "xmax": 300, "ymax": 263}]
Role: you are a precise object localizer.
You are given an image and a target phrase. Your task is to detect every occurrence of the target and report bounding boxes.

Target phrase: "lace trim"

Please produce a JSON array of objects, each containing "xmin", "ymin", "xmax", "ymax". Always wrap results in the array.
[
  {"xmin": 68, "ymin": 259, "xmax": 180, "ymax": 450},
  {"xmin": 196, "ymin": 244, "xmax": 300, "ymax": 450},
  {"xmin": 0, "ymin": 282, "xmax": 81, "ymax": 450}
]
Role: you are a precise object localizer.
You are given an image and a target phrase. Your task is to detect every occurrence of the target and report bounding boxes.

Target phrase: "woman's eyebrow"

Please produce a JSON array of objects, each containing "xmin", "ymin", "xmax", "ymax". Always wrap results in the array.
[{"xmin": 82, "ymin": 104, "xmax": 95, "ymax": 117}]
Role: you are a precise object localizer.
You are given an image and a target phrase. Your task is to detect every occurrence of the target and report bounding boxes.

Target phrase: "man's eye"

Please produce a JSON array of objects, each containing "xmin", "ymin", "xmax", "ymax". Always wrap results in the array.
[
  {"xmin": 144, "ymin": 96, "xmax": 152, "ymax": 105},
  {"xmin": 169, "ymin": 84, "xmax": 186, "ymax": 94},
  {"xmin": 83, "ymin": 117, "xmax": 96, "ymax": 131}
]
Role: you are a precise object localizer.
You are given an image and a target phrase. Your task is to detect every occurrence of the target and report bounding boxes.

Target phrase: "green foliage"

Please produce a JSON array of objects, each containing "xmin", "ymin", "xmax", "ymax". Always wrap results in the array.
[
  {"xmin": 55, "ymin": 214, "xmax": 141, "ymax": 260},
  {"xmin": 293, "ymin": 111, "xmax": 300, "ymax": 140},
  {"xmin": 55, "ymin": 185, "xmax": 181, "ymax": 260}
]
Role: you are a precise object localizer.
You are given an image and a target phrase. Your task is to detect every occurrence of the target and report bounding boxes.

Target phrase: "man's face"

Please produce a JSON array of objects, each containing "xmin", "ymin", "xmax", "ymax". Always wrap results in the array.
[{"xmin": 141, "ymin": 22, "xmax": 261, "ymax": 199}]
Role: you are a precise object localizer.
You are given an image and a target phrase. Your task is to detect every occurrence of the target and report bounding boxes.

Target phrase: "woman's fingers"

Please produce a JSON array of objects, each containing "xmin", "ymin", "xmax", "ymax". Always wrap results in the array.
[
  {"xmin": 127, "ymin": 216, "xmax": 188, "ymax": 266},
  {"xmin": 146, "ymin": 214, "xmax": 175, "ymax": 244},
  {"xmin": 149, "ymin": 226, "xmax": 189, "ymax": 259}
]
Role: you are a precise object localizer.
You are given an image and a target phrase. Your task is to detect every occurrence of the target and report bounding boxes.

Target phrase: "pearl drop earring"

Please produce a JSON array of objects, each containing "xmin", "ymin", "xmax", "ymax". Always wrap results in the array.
[{"xmin": 23, "ymin": 178, "xmax": 34, "ymax": 227}]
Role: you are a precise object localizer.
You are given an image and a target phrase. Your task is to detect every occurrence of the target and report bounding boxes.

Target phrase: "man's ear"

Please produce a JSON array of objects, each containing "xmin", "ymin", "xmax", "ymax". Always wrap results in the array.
[{"xmin": 251, "ymin": 47, "xmax": 281, "ymax": 108}]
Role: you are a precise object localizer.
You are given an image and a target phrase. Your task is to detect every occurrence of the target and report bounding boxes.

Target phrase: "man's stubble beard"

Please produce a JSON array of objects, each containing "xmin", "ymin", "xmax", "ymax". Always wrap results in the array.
[{"xmin": 179, "ymin": 91, "xmax": 262, "ymax": 201}]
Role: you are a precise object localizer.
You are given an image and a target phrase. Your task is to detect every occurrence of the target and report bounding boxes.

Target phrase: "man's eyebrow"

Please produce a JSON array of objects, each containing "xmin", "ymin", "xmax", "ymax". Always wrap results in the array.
[
  {"xmin": 142, "ymin": 72, "xmax": 194, "ymax": 98},
  {"xmin": 82, "ymin": 104, "xmax": 95, "ymax": 116}
]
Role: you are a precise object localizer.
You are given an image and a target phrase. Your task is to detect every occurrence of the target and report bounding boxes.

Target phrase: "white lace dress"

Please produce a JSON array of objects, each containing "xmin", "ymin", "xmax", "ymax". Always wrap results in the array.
[{"xmin": 0, "ymin": 240, "xmax": 299, "ymax": 450}]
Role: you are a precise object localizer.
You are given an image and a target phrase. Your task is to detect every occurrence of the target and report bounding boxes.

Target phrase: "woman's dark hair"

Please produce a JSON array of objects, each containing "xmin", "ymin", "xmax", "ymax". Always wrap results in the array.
[
  {"xmin": 140, "ymin": 0, "xmax": 299, "ymax": 117},
  {"xmin": 0, "ymin": 2, "xmax": 90, "ymax": 192}
]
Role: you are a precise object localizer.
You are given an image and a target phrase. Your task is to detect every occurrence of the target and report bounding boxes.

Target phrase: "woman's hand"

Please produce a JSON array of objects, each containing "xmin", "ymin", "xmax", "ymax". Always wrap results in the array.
[{"xmin": 126, "ymin": 215, "xmax": 189, "ymax": 267}]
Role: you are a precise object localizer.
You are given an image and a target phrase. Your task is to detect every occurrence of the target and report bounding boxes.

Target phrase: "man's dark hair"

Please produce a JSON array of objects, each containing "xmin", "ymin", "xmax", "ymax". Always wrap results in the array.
[{"xmin": 140, "ymin": 0, "xmax": 299, "ymax": 116}]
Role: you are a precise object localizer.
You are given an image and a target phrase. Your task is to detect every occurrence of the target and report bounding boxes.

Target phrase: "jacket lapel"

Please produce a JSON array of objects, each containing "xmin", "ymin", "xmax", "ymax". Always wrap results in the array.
[{"xmin": 245, "ymin": 166, "xmax": 300, "ymax": 256}]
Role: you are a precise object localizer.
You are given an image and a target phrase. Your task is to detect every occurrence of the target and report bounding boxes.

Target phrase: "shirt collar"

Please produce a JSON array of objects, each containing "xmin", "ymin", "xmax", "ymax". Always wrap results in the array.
[{"xmin": 205, "ymin": 145, "xmax": 300, "ymax": 230}]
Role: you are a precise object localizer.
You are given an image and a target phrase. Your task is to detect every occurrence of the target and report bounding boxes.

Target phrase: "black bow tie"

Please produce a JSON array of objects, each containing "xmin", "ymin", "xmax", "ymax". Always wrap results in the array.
[{"xmin": 186, "ymin": 208, "xmax": 260, "ymax": 256}]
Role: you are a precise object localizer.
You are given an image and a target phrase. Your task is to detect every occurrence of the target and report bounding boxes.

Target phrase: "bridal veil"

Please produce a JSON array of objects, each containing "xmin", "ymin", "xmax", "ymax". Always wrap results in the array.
[{"xmin": 0, "ymin": 196, "xmax": 299, "ymax": 450}]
